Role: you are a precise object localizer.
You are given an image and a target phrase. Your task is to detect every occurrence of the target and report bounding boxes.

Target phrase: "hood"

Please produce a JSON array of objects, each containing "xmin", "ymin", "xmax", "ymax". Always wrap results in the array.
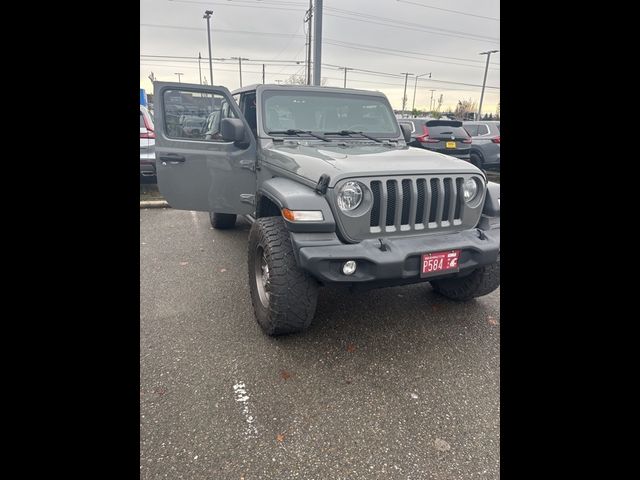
[{"xmin": 262, "ymin": 140, "xmax": 482, "ymax": 187}]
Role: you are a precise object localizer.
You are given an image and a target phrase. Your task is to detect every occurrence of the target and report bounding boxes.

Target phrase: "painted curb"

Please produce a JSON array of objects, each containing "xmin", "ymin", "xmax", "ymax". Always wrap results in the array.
[{"xmin": 140, "ymin": 200, "xmax": 170, "ymax": 208}]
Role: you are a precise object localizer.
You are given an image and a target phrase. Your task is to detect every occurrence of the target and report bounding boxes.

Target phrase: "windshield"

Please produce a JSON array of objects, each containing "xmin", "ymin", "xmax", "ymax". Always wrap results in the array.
[{"xmin": 262, "ymin": 90, "xmax": 400, "ymax": 138}]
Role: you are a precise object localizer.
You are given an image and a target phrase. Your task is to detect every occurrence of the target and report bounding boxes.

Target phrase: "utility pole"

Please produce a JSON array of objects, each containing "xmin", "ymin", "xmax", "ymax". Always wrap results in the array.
[
  {"xmin": 198, "ymin": 52, "xmax": 202, "ymax": 85},
  {"xmin": 262, "ymin": 64, "xmax": 265, "ymax": 84},
  {"xmin": 312, "ymin": 0, "xmax": 323, "ymax": 86},
  {"xmin": 412, "ymin": 72, "xmax": 431, "ymax": 113},
  {"xmin": 401, "ymin": 72, "xmax": 413, "ymax": 115},
  {"xmin": 203, "ymin": 10, "xmax": 214, "ymax": 85},
  {"xmin": 339, "ymin": 67, "xmax": 353, "ymax": 88},
  {"xmin": 174, "ymin": 72, "xmax": 184, "ymax": 83},
  {"xmin": 231, "ymin": 57, "xmax": 250, "ymax": 87},
  {"xmin": 429, "ymin": 89, "xmax": 436, "ymax": 111},
  {"xmin": 305, "ymin": 0, "xmax": 313, "ymax": 85},
  {"xmin": 478, "ymin": 49, "xmax": 498, "ymax": 120}
]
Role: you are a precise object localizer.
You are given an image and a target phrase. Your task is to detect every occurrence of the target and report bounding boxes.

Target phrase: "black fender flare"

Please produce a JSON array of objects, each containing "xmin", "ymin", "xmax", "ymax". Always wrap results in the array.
[
  {"xmin": 483, "ymin": 181, "xmax": 500, "ymax": 216},
  {"xmin": 257, "ymin": 177, "xmax": 336, "ymax": 232}
]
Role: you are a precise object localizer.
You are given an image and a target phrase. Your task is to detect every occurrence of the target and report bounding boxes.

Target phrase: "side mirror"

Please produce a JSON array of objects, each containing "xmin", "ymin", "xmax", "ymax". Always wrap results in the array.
[
  {"xmin": 221, "ymin": 118, "xmax": 246, "ymax": 143},
  {"xmin": 400, "ymin": 123, "xmax": 412, "ymax": 143}
]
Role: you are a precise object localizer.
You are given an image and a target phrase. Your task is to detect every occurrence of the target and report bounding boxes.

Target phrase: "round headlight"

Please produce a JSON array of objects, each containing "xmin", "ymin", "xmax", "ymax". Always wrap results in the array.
[
  {"xmin": 337, "ymin": 181, "xmax": 363, "ymax": 211},
  {"xmin": 462, "ymin": 178, "xmax": 479, "ymax": 203}
]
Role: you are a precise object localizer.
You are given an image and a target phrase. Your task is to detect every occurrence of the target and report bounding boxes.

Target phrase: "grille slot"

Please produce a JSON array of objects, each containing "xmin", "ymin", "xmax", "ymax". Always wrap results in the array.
[
  {"xmin": 366, "ymin": 175, "xmax": 469, "ymax": 235},
  {"xmin": 385, "ymin": 180, "xmax": 396, "ymax": 226}
]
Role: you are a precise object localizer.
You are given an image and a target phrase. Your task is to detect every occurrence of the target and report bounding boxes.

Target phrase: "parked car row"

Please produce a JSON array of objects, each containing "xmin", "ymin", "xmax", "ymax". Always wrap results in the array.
[{"xmin": 398, "ymin": 118, "xmax": 500, "ymax": 170}]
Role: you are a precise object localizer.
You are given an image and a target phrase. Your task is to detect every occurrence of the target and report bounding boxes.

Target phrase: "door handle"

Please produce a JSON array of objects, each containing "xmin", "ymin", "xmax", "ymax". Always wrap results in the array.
[{"xmin": 159, "ymin": 154, "xmax": 186, "ymax": 164}]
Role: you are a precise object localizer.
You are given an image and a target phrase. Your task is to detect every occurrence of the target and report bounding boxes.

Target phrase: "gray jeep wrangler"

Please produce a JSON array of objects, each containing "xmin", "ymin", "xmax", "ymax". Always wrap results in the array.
[{"xmin": 154, "ymin": 82, "xmax": 500, "ymax": 335}]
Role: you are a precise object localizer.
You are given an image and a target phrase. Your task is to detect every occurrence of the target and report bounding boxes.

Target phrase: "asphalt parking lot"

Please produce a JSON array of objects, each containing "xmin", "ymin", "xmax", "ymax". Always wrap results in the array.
[{"xmin": 140, "ymin": 209, "xmax": 500, "ymax": 479}]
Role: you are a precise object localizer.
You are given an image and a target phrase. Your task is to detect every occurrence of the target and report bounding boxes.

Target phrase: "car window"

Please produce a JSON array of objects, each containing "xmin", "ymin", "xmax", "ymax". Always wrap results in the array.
[
  {"xmin": 262, "ymin": 90, "xmax": 400, "ymax": 137},
  {"xmin": 477, "ymin": 124, "xmax": 490, "ymax": 136},
  {"xmin": 428, "ymin": 125, "xmax": 470, "ymax": 138},
  {"xmin": 163, "ymin": 89, "xmax": 236, "ymax": 141},
  {"xmin": 464, "ymin": 124, "xmax": 478, "ymax": 136}
]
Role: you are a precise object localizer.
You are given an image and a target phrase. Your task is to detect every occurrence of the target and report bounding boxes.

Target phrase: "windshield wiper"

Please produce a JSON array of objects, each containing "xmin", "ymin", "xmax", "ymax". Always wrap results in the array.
[
  {"xmin": 324, "ymin": 130, "xmax": 385, "ymax": 143},
  {"xmin": 267, "ymin": 129, "xmax": 330, "ymax": 142}
]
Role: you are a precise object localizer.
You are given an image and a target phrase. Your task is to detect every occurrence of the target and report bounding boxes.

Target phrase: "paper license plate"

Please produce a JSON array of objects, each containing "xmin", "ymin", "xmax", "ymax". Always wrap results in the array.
[
  {"xmin": 420, "ymin": 250, "xmax": 461, "ymax": 277},
  {"xmin": 446, "ymin": 141, "xmax": 456, "ymax": 148}
]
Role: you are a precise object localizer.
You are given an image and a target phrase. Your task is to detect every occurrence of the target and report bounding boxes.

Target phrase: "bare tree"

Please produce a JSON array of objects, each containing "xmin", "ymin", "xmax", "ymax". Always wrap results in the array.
[
  {"xmin": 285, "ymin": 74, "xmax": 328, "ymax": 86},
  {"xmin": 454, "ymin": 98, "xmax": 478, "ymax": 120}
]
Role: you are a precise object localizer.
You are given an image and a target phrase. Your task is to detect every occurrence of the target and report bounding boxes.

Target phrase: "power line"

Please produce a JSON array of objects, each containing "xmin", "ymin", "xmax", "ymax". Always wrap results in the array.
[
  {"xmin": 323, "ymin": 40, "xmax": 500, "ymax": 70},
  {"xmin": 395, "ymin": 0, "xmax": 500, "ymax": 22},
  {"xmin": 160, "ymin": 2, "xmax": 499, "ymax": 44},
  {"xmin": 166, "ymin": 0, "xmax": 306, "ymax": 12},
  {"xmin": 140, "ymin": 24, "xmax": 499, "ymax": 70},
  {"xmin": 324, "ymin": 6, "xmax": 499, "ymax": 41},
  {"xmin": 324, "ymin": 12, "xmax": 499, "ymax": 44},
  {"xmin": 140, "ymin": 58, "xmax": 500, "ymax": 89},
  {"xmin": 140, "ymin": 60, "xmax": 500, "ymax": 92}
]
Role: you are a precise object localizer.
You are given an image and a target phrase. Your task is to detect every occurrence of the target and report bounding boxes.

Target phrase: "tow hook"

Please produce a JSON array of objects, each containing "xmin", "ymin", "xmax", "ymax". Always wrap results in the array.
[
  {"xmin": 378, "ymin": 238, "xmax": 389, "ymax": 251},
  {"xmin": 477, "ymin": 228, "xmax": 487, "ymax": 240}
]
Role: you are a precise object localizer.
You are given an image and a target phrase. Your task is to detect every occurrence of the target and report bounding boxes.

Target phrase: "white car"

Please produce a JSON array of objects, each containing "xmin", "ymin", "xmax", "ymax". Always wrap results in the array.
[{"xmin": 140, "ymin": 106, "xmax": 156, "ymax": 178}]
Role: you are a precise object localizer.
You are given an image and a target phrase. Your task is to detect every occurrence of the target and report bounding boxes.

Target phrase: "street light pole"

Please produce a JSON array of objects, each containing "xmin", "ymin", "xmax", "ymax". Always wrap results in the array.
[
  {"xmin": 429, "ymin": 89, "xmax": 436, "ymax": 111},
  {"xmin": 203, "ymin": 10, "xmax": 214, "ymax": 85},
  {"xmin": 175, "ymin": 72, "xmax": 184, "ymax": 83},
  {"xmin": 198, "ymin": 52, "xmax": 202, "ymax": 85},
  {"xmin": 231, "ymin": 57, "xmax": 250, "ymax": 87},
  {"xmin": 401, "ymin": 72, "xmax": 413, "ymax": 115},
  {"xmin": 412, "ymin": 72, "xmax": 431, "ymax": 113},
  {"xmin": 478, "ymin": 49, "xmax": 498, "ymax": 120}
]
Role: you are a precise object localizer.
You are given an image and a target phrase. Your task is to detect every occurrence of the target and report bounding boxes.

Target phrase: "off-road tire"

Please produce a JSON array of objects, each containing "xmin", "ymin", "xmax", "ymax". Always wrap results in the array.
[
  {"xmin": 210, "ymin": 212, "xmax": 237, "ymax": 229},
  {"xmin": 470, "ymin": 152, "xmax": 483, "ymax": 169},
  {"xmin": 430, "ymin": 254, "xmax": 500, "ymax": 301},
  {"xmin": 248, "ymin": 217, "xmax": 319, "ymax": 335}
]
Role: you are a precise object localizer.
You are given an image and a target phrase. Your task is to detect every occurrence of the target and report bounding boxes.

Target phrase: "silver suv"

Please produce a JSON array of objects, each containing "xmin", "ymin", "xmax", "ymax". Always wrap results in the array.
[
  {"xmin": 463, "ymin": 121, "xmax": 500, "ymax": 170},
  {"xmin": 154, "ymin": 82, "xmax": 500, "ymax": 335}
]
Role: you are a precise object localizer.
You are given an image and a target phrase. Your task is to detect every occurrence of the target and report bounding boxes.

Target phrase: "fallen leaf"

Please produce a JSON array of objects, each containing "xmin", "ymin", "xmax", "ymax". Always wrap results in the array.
[
  {"xmin": 279, "ymin": 370, "xmax": 292, "ymax": 381},
  {"xmin": 346, "ymin": 343, "xmax": 357, "ymax": 353},
  {"xmin": 488, "ymin": 316, "xmax": 498, "ymax": 326},
  {"xmin": 179, "ymin": 261, "xmax": 189, "ymax": 266},
  {"xmin": 411, "ymin": 393, "xmax": 419, "ymax": 399},
  {"xmin": 220, "ymin": 268, "xmax": 227, "ymax": 273},
  {"xmin": 276, "ymin": 434, "xmax": 285, "ymax": 443},
  {"xmin": 434, "ymin": 438, "xmax": 451, "ymax": 452}
]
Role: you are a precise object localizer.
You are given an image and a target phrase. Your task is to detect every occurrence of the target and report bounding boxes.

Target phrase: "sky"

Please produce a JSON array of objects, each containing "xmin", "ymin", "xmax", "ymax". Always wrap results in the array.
[{"xmin": 140, "ymin": 0, "xmax": 500, "ymax": 113}]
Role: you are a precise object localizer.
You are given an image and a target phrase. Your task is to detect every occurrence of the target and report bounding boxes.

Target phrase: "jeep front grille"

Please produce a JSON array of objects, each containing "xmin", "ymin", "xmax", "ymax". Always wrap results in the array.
[
  {"xmin": 331, "ymin": 174, "xmax": 484, "ymax": 242},
  {"xmin": 369, "ymin": 176, "xmax": 464, "ymax": 232}
]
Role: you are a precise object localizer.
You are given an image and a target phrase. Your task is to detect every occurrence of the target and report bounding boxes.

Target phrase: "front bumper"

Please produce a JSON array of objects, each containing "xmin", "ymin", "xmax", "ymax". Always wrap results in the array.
[{"xmin": 290, "ymin": 226, "xmax": 500, "ymax": 285}]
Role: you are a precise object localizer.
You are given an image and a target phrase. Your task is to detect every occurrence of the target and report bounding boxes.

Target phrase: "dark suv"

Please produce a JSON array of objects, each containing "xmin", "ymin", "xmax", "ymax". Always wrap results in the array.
[
  {"xmin": 154, "ymin": 82, "xmax": 500, "ymax": 336},
  {"xmin": 398, "ymin": 118, "xmax": 472, "ymax": 160}
]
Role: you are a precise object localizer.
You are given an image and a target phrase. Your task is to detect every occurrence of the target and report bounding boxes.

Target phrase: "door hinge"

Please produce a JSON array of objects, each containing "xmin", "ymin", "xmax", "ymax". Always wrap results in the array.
[{"xmin": 240, "ymin": 194, "xmax": 256, "ymax": 205}]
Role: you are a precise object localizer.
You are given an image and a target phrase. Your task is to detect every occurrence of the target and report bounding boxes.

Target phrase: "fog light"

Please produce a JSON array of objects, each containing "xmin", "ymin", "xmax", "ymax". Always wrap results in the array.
[{"xmin": 342, "ymin": 260, "xmax": 357, "ymax": 275}]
